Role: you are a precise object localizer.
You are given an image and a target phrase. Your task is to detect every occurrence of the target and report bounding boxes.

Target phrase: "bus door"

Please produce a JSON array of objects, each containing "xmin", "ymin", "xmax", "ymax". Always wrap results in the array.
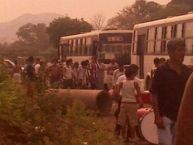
[{"xmin": 137, "ymin": 34, "xmax": 146, "ymax": 78}]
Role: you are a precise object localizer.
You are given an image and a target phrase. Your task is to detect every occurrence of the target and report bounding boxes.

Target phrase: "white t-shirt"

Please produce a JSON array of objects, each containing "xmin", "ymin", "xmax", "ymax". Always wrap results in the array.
[
  {"xmin": 34, "ymin": 63, "xmax": 40, "ymax": 77},
  {"xmin": 116, "ymin": 75, "xmax": 126, "ymax": 84},
  {"xmin": 112, "ymin": 69, "xmax": 124, "ymax": 85},
  {"xmin": 121, "ymin": 79, "xmax": 136, "ymax": 103},
  {"xmin": 63, "ymin": 66, "xmax": 73, "ymax": 79},
  {"xmin": 116, "ymin": 75, "xmax": 144, "ymax": 92}
]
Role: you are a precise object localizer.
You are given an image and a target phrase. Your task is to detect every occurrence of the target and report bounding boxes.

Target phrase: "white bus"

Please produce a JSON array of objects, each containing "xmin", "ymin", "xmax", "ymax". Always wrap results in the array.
[
  {"xmin": 132, "ymin": 12, "xmax": 193, "ymax": 78},
  {"xmin": 59, "ymin": 30, "xmax": 132, "ymax": 63}
]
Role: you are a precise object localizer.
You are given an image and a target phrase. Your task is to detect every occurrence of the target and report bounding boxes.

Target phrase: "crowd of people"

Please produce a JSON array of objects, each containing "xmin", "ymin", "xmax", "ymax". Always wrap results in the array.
[
  {"xmin": 9, "ymin": 56, "xmax": 130, "ymax": 96},
  {"xmin": 5, "ymin": 39, "xmax": 193, "ymax": 145},
  {"xmin": 110, "ymin": 39, "xmax": 193, "ymax": 145}
]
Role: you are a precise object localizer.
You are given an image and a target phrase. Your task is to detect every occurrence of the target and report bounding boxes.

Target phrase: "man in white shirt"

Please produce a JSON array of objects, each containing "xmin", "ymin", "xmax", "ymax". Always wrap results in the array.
[
  {"xmin": 112, "ymin": 63, "xmax": 124, "ymax": 86},
  {"xmin": 63, "ymin": 59, "xmax": 74, "ymax": 89},
  {"xmin": 34, "ymin": 58, "xmax": 41, "ymax": 78}
]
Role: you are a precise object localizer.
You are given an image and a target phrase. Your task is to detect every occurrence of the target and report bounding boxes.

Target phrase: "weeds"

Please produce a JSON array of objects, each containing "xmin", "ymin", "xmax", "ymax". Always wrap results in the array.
[{"xmin": 0, "ymin": 62, "xmax": 123, "ymax": 145}]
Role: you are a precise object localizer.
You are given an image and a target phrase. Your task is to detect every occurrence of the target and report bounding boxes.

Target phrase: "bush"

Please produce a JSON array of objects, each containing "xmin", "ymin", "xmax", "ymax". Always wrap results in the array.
[{"xmin": 0, "ymin": 61, "xmax": 123, "ymax": 145}]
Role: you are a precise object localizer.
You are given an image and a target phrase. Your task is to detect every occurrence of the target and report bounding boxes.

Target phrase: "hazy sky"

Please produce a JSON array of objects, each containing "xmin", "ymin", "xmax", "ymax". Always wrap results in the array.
[{"xmin": 0, "ymin": 0, "xmax": 171, "ymax": 23}]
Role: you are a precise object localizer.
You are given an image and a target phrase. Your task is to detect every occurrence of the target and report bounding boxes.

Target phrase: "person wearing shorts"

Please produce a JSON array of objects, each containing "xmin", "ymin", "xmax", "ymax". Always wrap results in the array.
[{"xmin": 117, "ymin": 66, "xmax": 143, "ymax": 143}]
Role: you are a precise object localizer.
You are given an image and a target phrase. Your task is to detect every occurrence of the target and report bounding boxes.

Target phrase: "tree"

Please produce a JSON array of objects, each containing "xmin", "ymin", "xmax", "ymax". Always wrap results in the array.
[
  {"xmin": 170, "ymin": 0, "xmax": 193, "ymax": 8},
  {"xmin": 90, "ymin": 13, "xmax": 106, "ymax": 30},
  {"xmin": 16, "ymin": 23, "xmax": 36, "ymax": 45},
  {"xmin": 47, "ymin": 17, "xmax": 93, "ymax": 48},
  {"xmin": 107, "ymin": 0, "xmax": 163, "ymax": 29},
  {"xmin": 155, "ymin": 3, "xmax": 191, "ymax": 19},
  {"xmin": 16, "ymin": 23, "xmax": 49, "ymax": 50},
  {"xmin": 33, "ymin": 23, "xmax": 50, "ymax": 50}
]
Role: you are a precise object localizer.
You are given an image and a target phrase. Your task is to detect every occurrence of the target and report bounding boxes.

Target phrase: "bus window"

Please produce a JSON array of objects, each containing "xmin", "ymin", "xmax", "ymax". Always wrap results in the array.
[
  {"xmin": 155, "ymin": 27, "xmax": 162, "ymax": 53},
  {"xmin": 155, "ymin": 41, "xmax": 161, "ymax": 53},
  {"xmin": 92, "ymin": 41, "xmax": 98, "ymax": 56},
  {"xmin": 71, "ymin": 40, "xmax": 74, "ymax": 56},
  {"xmin": 132, "ymin": 31, "xmax": 136, "ymax": 53},
  {"xmin": 167, "ymin": 26, "xmax": 172, "ymax": 39},
  {"xmin": 75, "ymin": 39, "xmax": 78, "ymax": 56},
  {"xmin": 137, "ymin": 34, "xmax": 146, "ymax": 55},
  {"xmin": 185, "ymin": 22, "xmax": 193, "ymax": 37},
  {"xmin": 186, "ymin": 39, "xmax": 193, "ymax": 54},
  {"xmin": 157, "ymin": 27, "xmax": 162, "ymax": 40},
  {"xmin": 161, "ymin": 26, "xmax": 167, "ymax": 53},
  {"xmin": 63, "ymin": 44, "xmax": 68, "ymax": 55},
  {"xmin": 182, "ymin": 23, "xmax": 185, "ymax": 38},
  {"xmin": 147, "ymin": 41, "xmax": 154, "ymax": 53},
  {"xmin": 80, "ymin": 39, "xmax": 83, "ymax": 56},
  {"xmin": 147, "ymin": 28, "xmax": 155, "ymax": 53},
  {"xmin": 89, "ymin": 45, "xmax": 93, "ymax": 55},
  {"xmin": 83, "ymin": 38, "xmax": 87, "ymax": 55},
  {"xmin": 161, "ymin": 40, "xmax": 166, "ymax": 53},
  {"xmin": 148, "ymin": 28, "xmax": 155, "ymax": 41},
  {"xmin": 162, "ymin": 26, "xmax": 167, "ymax": 39},
  {"xmin": 177, "ymin": 24, "xmax": 183, "ymax": 38},
  {"xmin": 153, "ymin": 27, "xmax": 157, "ymax": 53},
  {"xmin": 171, "ymin": 24, "xmax": 177, "ymax": 38}
]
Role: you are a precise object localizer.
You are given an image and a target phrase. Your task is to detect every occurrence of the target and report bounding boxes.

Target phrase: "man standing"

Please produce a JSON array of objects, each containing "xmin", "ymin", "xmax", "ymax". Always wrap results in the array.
[
  {"xmin": 106, "ymin": 58, "xmax": 118, "ymax": 89},
  {"xmin": 151, "ymin": 39, "xmax": 192, "ymax": 145},
  {"xmin": 25, "ymin": 56, "xmax": 36, "ymax": 99},
  {"xmin": 47, "ymin": 59, "xmax": 62, "ymax": 88}
]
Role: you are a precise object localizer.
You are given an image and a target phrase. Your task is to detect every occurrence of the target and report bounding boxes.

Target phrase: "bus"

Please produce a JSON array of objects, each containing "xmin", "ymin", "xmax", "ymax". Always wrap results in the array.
[
  {"xmin": 59, "ymin": 30, "xmax": 133, "ymax": 64},
  {"xmin": 132, "ymin": 12, "xmax": 193, "ymax": 79}
]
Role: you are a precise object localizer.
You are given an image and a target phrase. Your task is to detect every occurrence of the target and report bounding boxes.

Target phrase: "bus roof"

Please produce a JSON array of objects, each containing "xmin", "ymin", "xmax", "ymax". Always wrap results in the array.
[
  {"xmin": 60, "ymin": 30, "xmax": 133, "ymax": 43},
  {"xmin": 134, "ymin": 12, "xmax": 193, "ymax": 29}
]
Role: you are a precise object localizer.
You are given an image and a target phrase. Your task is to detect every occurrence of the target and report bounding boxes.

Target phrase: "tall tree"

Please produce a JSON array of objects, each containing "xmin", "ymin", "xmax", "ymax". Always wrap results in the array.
[
  {"xmin": 90, "ymin": 14, "xmax": 106, "ymax": 30},
  {"xmin": 47, "ymin": 17, "xmax": 93, "ymax": 48},
  {"xmin": 107, "ymin": 0, "xmax": 163, "ymax": 29},
  {"xmin": 156, "ymin": 3, "xmax": 191, "ymax": 19},
  {"xmin": 16, "ymin": 23, "xmax": 36, "ymax": 45},
  {"xmin": 170, "ymin": 0, "xmax": 193, "ymax": 8},
  {"xmin": 16, "ymin": 23, "xmax": 49, "ymax": 50}
]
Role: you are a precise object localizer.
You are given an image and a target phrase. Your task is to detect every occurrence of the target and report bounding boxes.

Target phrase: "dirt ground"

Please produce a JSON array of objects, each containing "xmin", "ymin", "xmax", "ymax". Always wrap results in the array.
[{"xmin": 101, "ymin": 102, "xmax": 156, "ymax": 145}]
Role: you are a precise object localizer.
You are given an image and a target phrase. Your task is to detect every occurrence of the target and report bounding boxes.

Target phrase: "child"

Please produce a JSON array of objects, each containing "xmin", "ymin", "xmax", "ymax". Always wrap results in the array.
[{"xmin": 117, "ymin": 65, "xmax": 143, "ymax": 143}]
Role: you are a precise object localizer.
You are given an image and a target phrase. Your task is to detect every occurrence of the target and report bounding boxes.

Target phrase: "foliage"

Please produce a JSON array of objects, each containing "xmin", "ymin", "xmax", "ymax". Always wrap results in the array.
[
  {"xmin": 0, "ymin": 62, "xmax": 122, "ymax": 145},
  {"xmin": 0, "ymin": 62, "xmax": 26, "ymax": 126},
  {"xmin": 16, "ymin": 23, "xmax": 50, "ymax": 50},
  {"xmin": 170, "ymin": 0, "xmax": 193, "ymax": 8},
  {"xmin": 47, "ymin": 17, "xmax": 93, "ymax": 48},
  {"xmin": 107, "ymin": 0, "xmax": 193, "ymax": 29},
  {"xmin": 107, "ymin": 0, "xmax": 163, "ymax": 29},
  {"xmin": 90, "ymin": 14, "xmax": 106, "ymax": 30},
  {"xmin": 163, "ymin": 3, "xmax": 193, "ymax": 17},
  {"xmin": 0, "ymin": 44, "xmax": 57, "ymax": 61}
]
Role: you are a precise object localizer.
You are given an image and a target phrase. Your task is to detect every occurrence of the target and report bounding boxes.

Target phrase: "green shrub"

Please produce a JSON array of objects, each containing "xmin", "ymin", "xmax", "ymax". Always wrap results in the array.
[{"xmin": 0, "ymin": 62, "xmax": 124, "ymax": 145}]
